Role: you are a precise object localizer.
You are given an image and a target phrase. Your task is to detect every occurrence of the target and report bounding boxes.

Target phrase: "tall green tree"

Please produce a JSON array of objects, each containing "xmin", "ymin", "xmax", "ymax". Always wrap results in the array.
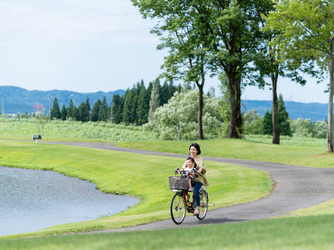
[
  {"xmin": 132, "ymin": 0, "xmax": 273, "ymax": 139},
  {"xmin": 98, "ymin": 96, "xmax": 108, "ymax": 122},
  {"xmin": 136, "ymin": 84, "xmax": 149, "ymax": 125},
  {"xmin": 112, "ymin": 94, "xmax": 123, "ymax": 124},
  {"xmin": 91, "ymin": 99, "xmax": 101, "ymax": 122},
  {"xmin": 71, "ymin": 106, "xmax": 78, "ymax": 121},
  {"xmin": 262, "ymin": 110, "xmax": 273, "ymax": 135},
  {"xmin": 122, "ymin": 88, "xmax": 136, "ymax": 124},
  {"xmin": 60, "ymin": 104, "xmax": 67, "ymax": 120},
  {"xmin": 51, "ymin": 97, "xmax": 61, "ymax": 119},
  {"xmin": 66, "ymin": 98, "xmax": 74, "ymax": 119},
  {"xmin": 278, "ymin": 94, "xmax": 291, "ymax": 136},
  {"xmin": 263, "ymin": 0, "xmax": 334, "ymax": 151},
  {"xmin": 78, "ymin": 101, "xmax": 89, "ymax": 122},
  {"xmin": 85, "ymin": 96, "xmax": 91, "ymax": 119}
]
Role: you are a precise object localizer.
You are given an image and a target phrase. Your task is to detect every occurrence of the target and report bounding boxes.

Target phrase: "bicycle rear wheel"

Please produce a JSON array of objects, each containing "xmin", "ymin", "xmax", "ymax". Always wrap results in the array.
[
  {"xmin": 197, "ymin": 190, "xmax": 208, "ymax": 220},
  {"xmin": 170, "ymin": 193, "xmax": 186, "ymax": 224}
]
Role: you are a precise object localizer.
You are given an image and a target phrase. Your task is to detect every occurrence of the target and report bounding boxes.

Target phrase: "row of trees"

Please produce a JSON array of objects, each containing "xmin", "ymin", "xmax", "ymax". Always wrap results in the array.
[
  {"xmin": 112, "ymin": 79, "xmax": 182, "ymax": 125},
  {"xmin": 51, "ymin": 96, "xmax": 111, "ymax": 122},
  {"xmin": 50, "ymin": 79, "xmax": 184, "ymax": 124},
  {"xmin": 132, "ymin": 0, "xmax": 334, "ymax": 151}
]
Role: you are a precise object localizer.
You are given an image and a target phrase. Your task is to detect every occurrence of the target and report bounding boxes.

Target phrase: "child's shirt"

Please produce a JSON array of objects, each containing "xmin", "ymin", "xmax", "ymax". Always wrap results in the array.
[{"xmin": 182, "ymin": 166, "xmax": 195, "ymax": 177}]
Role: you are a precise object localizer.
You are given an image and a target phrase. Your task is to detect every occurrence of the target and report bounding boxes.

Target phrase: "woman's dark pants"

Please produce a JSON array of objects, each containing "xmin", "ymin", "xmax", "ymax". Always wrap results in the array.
[{"xmin": 193, "ymin": 182, "xmax": 203, "ymax": 207}]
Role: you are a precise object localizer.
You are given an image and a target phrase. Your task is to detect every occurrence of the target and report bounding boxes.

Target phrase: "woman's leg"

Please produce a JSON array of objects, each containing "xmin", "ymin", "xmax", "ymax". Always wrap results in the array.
[{"xmin": 193, "ymin": 182, "xmax": 203, "ymax": 207}]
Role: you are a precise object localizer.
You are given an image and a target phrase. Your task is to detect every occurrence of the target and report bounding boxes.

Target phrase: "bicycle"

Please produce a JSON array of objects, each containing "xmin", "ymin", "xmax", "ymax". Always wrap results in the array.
[{"xmin": 169, "ymin": 170, "xmax": 209, "ymax": 225}]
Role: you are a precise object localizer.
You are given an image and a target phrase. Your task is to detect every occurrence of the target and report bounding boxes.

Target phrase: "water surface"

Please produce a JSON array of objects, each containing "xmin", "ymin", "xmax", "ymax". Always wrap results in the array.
[{"xmin": 0, "ymin": 166, "xmax": 139, "ymax": 236}]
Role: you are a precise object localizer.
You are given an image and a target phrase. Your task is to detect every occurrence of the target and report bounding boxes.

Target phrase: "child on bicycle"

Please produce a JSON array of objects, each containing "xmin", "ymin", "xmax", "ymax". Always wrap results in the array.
[{"xmin": 176, "ymin": 157, "xmax": 197, "ymax": 192}]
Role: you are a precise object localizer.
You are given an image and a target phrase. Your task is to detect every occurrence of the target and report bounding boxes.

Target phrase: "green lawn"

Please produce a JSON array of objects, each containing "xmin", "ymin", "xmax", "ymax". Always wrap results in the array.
[
  {"xmin": 2, "ymin": 133, "xmax": 334, "ymax": 249},
  {"xmin": 2, "ymin": 215, "xmax": 334, "ymax": 250},
  {"xmin": 0, "ymin": 140, "xmax": 272, "ymax": 239},
  {"xmin": 117, "ymin": 138, "xmax": 333, "ymax": 168}
]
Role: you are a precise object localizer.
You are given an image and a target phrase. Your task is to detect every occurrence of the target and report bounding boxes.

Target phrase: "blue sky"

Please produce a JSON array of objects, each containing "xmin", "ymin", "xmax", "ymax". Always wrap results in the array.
[{"xmin": 0, "ymin": 0, "xmax": 329, "ymax": 103}]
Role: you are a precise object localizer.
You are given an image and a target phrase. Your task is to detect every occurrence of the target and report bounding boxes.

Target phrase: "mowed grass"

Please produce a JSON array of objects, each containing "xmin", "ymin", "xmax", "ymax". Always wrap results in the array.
[
  {"xmin": 0, "ymin": 140, "xmax": 272, "ymax": 239},
  {"xmin": 117, "ymin": 138, "xmax": 334, "ymax": 168},
  {"xmin": 0, "ymin": 119, "xmax": 156, "ymax": 142},
  {"xmin": 2, "ymin": 215, "xmax": 334, "ymax": 250}
]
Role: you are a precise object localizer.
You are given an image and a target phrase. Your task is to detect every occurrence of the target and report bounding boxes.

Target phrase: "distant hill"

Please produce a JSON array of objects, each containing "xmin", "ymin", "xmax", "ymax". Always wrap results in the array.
[
  {"xmin": 0, "ymin": 86, "xmax": 125, "ymax": 115},
  {"xmin": 242, "ymin": 100, "xmax": 328, "ymax": 122}
]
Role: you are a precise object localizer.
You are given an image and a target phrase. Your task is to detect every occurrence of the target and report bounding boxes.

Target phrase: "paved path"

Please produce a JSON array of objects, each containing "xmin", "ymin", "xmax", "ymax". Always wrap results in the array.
[{"xmin": 42, "ymin": 141, "xmax": 334, "ymax": 231}]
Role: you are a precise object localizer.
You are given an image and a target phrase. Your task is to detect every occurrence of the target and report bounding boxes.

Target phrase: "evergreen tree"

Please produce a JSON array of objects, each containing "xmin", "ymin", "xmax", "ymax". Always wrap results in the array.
[
  {"xmin": 71, "ymin": 106, "xmax": 78, "ymax": 120},
  {"xmin": 278, "ymin": 94, "xmax": 291, "ymax": 136},
  {"xmin": 91, "ymin": 99, "xmax": 101, "ymax": 122},
  {"xmin": 112, "ymin": 94, "xmax": 123, "ymax": 124},
  {"xmin": 130, "ymin": 87, "xmax": 139, "ymax": 124},
  {"xmin": 148, "ymin": 79, "xmax": 160, "ymax": 122},
  {"xmin": 66, "ymin": 98, "xmax": 74, "ymax": 119},
  {"xmin": 122, "ymin": 88, "xmax": 134, "ymax": 124},
  {"xmin": 51, "ymin": 97, "xmax": 61, "ymax": 119},
  {"xmin": 78, "ymin": 101, "xmax": 89, "ymax": 122},
  {"xmin": 136, "ymin": 84, "xmax": 149, "ymax": 125},
  {"xmin": 60, "ymin": 104, "xmax": 67, "ymax": 120},
  {"xmin": 85, "ymin": 97, "xmax": 91, "ymax": 113},
  {"xmin": 160, "ymin": 80, "xmax": 169, "ymax": 106},
  {"xmin": 98, "ymin": 96, "xmax": 108, "ymax": 122},
  {"xmin": 262, "ymin": 110, "xmax": 273, "ymax": 135}
]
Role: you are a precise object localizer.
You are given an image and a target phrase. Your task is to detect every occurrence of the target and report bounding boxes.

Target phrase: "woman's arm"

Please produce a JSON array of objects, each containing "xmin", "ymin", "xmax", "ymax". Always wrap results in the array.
[{"xmin": 195, "ymin": 156, "xmax": 206, "ymax": 174}]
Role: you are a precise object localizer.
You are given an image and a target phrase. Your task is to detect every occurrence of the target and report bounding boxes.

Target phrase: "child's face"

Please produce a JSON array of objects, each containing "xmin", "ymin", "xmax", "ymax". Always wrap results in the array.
[{"xmin": 186, "ymin": 159, "xmax": 194, "ymax": 168}]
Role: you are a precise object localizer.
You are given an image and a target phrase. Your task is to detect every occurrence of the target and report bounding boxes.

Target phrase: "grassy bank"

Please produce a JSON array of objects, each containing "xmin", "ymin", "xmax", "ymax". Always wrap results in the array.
[
  {"xmin": 117, "ymin": 138, "xmax": 333, "ymax": 168},
  {"xmin": 0, "ymin": 140, "xmax": 272, "ymax": 239},
  {"xmin": 2, "ymin": 214, "xmax": 334, "ymax": 249}
]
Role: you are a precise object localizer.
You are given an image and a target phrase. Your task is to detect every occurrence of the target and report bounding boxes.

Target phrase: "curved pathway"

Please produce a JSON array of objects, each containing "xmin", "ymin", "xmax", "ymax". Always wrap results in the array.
[{"xmin": 42, "ymin": 141, "xmax": 334, "ymax": 231}]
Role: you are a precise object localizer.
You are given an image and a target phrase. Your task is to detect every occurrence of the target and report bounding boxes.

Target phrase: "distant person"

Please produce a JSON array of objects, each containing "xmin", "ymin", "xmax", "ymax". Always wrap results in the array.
[{"xmin": 182, "ymin": 143, "xmax": 209, "ymax": 216}]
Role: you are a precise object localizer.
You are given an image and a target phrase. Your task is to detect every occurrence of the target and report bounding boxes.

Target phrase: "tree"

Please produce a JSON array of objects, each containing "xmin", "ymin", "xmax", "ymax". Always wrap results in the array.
[
  {"xmin": 98, "ymin": 96, "xmax": 108, "ymax": 122},
  {"xmin": 78, "ymin": 101, "xmax": 89, "ymax": 122},
  {"xmin": 132, "ymin": 0, "xmax": 273, "ymax": 139},
  {"xmin": 60, "ymin": 104, "xmax": 67, "ymax": 121},
  {"xmin": 66, "ymin": 99, "xmax": 74, "ymax": 119},
  {"xmin": 91, "ymin": 99, "xmax": 101, "ymax": 122},
  {"xmin": 144, "ymin": 90, "xmax": 221, "ymax": 140},
  {"xmin": 148, "ymin": 79, "xmax": 160, "ymax": 122},
  {"xmin": 278, "ymin": 94, "xmax": 291, "ymax": 136},
  {"xmin": 136, "ymin": 84, "xmax": 149, "ymax": 125},
  {"xmin": 51, "ymin": 97, "xmax": 61, "ymax": 119},
  {"xmin": 85, "ymin": 97, "xmax": 91, "ymax": 120},
  {"xmin": 263, "ymin": 0, "xmax": 334, "ymax": 151},
  {"xmin": 71, "ymin": 106, "xmax": 78, "ymax": 120},
  {"xmin": 262, "ymin": 110, "xmax": 273, "ymax": 135},
  {"xmin": 112, "ymin": 94, "xmax": 123, "ymax": 124}
]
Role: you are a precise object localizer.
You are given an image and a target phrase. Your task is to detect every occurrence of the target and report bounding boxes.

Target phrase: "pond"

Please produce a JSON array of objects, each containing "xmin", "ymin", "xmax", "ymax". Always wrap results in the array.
[{"xmin": 0, "ymin": 166, "xmax": 140, "ymax": 236}]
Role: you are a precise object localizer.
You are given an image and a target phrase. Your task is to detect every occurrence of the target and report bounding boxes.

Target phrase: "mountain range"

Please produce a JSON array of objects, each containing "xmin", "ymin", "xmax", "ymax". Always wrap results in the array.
[
  {"xmin": 242, "ymin": 100, "xmax": 328, "ymax": 122},
  {"xmin": 0, "ymin": 86, "xmax": 125, "ymax": 115},
  {"xmin": 0, "ymin": 86, "xmax": 329, "ymax": 122}
]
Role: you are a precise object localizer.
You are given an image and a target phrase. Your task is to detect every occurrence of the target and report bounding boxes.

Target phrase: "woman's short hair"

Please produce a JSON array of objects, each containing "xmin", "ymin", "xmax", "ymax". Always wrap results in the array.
[{"xmin": 189, "ymin": 143, "xmax": 201, "ymax": 155}]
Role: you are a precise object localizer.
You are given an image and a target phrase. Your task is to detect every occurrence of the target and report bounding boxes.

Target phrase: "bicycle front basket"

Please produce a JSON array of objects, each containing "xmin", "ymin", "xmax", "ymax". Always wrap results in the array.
[{"xmin": 169, "ymin": 176, "xmax": 188, "ymax": 190}]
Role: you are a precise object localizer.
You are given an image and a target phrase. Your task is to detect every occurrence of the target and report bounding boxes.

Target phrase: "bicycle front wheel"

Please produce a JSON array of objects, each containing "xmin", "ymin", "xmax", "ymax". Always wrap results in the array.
[
  {"xmin": 197, "ymin": 190, "xmax": 208, "ymax": 220},
  {"xmin": 170, "ymin": 193, "xmax": 186, "ymax": 225}
]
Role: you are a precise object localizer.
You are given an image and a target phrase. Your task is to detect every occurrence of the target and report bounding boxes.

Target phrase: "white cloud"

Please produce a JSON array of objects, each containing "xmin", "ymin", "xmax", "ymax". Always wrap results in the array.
[{"xmin": 0, "ymin": 0, "xmax": 158, "ymax": 45}]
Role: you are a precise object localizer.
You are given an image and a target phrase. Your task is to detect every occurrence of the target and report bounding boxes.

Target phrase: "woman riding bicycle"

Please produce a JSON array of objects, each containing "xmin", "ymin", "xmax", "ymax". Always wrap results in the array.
[{"xmin": 182, "ymin": 143, "xmax": 209, "ymax": 216}]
